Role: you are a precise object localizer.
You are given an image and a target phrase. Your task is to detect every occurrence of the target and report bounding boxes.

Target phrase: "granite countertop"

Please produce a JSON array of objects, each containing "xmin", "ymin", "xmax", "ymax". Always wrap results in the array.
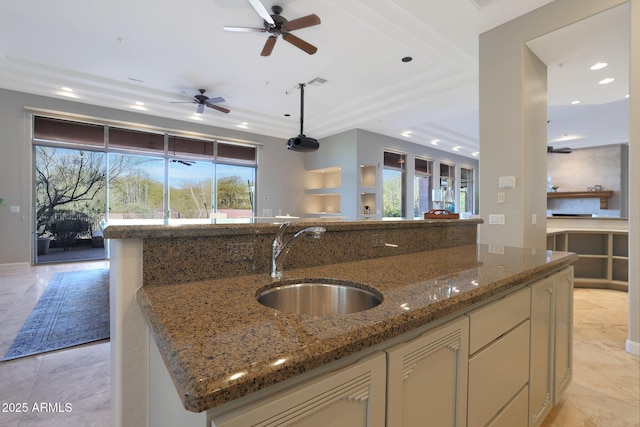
[
  {"xmin": 136, "ymin": 243, "xmax": 577, "ymax": 413},
  {"xmin": 103, "ymin": 218, "xmax": 482, "ymax": 240}
]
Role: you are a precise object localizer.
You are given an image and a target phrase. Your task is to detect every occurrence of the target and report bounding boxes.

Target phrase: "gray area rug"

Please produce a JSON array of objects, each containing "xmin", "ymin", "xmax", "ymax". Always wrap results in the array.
[{"xmin": 2, "ymin": 268, "xmax": 110, "ymax": 361}]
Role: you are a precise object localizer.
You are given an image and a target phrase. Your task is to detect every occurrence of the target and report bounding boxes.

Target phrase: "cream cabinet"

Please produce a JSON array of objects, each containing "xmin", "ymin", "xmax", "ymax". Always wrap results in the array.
[
  {"xmin": 553, "ymin": 267, "xmax": 574, "ymax": 403},
  {"xmin": 466, "ymin": 287, "xmax": 531, "ymax": 427},
  {"xmin": 547, "ymin": 230, "xmax": 627, "ymax": 290},
  {"xmin": 148, "ymin": 268, "xmax": 574, "ymax": 427},
  {"xmin": 212, "ymin": 352, "xmax": 386, "ymax": 427},
  {"xmin": 529, "ymin": 267, "xmax": 574, "ymax": 427},
  {"xmin": 386, "ymin": 317, "xmax": 469, "ymax": 427},
  {"xmin": 529, "ymin": 278, "xmax": 555, "ymax": 427}
]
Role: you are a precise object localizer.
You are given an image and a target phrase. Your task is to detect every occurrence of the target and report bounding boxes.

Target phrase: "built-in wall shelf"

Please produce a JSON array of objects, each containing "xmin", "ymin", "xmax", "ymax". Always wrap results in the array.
[
  {"xmin": 547, "ymin": 191, "xmax": 613, "ymax": 209},
  {"xmin": 359, "ymin": 164, "xmax": 378, "ymax": 218},
  {"xmin": 547, "ymin": 229, "xmax": 628, "ymax": 290},
  {"xmin": 304, "ymin": 167, "xmax": 342, "ymax": 217}
]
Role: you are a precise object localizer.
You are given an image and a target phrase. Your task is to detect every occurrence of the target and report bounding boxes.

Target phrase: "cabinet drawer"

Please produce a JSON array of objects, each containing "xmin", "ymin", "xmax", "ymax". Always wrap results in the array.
[
  {"xmin": 487, "ymin": 385, "xmax": 528, "ymax": 427},
  {"xmin": 468, "ymin": 320, "xmax": 530, "ymax": 427},
  {"xmin": 468, "ymin": 287, "xmax": 530, "ymax": 354}
]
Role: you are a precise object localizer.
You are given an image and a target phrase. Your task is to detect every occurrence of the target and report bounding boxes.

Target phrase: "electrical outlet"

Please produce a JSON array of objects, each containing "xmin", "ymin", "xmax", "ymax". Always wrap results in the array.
[{"xmin": 489, "ymin": 214, "xmax": 505, "ymax": 225}]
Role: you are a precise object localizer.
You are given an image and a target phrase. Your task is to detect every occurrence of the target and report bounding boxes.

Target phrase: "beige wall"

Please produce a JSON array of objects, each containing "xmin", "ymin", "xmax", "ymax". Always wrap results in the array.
[
  {"xmin": 479, "ymin": 0, "xmax": 638, "ymax": 354},
  {"xmin": 547, "ymin": 144, "xmax": 626, "ymax": 216},
  {"xmin": 0, "ymin": 89, "xmax": 306, "ymax": 266}
]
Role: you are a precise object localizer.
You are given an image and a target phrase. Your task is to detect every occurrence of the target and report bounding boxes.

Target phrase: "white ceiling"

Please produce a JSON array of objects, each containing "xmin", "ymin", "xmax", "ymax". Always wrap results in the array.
[{"xmin": 0, "ymin": 0, "xmax": 629, "ymax": 158}]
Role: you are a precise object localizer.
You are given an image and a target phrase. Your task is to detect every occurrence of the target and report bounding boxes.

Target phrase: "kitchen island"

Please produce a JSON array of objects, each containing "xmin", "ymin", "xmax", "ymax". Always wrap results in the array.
[{"xmin": 104, "ymin": 219, "xmax": 577, "ymax": 427}]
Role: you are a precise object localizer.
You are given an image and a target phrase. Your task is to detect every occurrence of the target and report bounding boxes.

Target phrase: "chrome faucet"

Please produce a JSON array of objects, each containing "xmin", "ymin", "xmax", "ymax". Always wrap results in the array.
[{"xmin": 271, "ymin": 222, "xmax": 326, "ymax": 280}]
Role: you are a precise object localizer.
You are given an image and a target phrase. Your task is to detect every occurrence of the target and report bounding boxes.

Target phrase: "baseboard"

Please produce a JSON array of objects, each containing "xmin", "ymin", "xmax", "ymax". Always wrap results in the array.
[
  {"xmin": 626, "ymin": 339, "xmax": 640, "ymax": 356},
  {"xmin": 0, "ymin": 262, "xmax": 30, "ymax": 270}
]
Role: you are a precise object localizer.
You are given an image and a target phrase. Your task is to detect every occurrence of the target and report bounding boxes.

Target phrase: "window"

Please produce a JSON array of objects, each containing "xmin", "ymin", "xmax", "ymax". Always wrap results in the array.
[
  {"xmin": 414, "ymin": 157, "xmax": 433, "ymax": 218},
  {"xmin": 383, "ymin": 151, "xmax": 406, "ymax": 218},
  {"xmin": 108, "ymin": 153, "xmax": 165, "ymax": 223},
  {"xmin": 33, "ymin": 115, "xmax": 258, "ymax": 225},
  {"xmin": 460, "ymin": 167, "xmax": 475, "ymax": 214},
  {"xmin": 33, "ymin": 117, "xmax": 104, "ymax": 146},
  {"xmin": 439, "ymin": 163, "xmax": 456, "ymax": 212}
]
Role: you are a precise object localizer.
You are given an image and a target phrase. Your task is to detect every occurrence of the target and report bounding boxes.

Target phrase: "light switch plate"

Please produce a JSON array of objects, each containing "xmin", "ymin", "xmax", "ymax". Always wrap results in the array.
[
  {"xmin": 498, "ymin": 176, "xmax": 516, "ymax": 189},
  {"xmin": 497, "ymin": 192, "xmax": 505, "ymax": 204},
  {"xmin": 489, "ymin": 214, "xmax": 505, "ymax": 225}
]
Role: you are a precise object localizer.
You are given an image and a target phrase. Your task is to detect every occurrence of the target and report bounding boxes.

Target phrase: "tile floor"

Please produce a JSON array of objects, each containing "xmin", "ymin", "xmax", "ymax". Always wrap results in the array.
[
  {"xmin": 0, "ymin": 262, "xmax": 638, "ymax": 426},
  {"xmin": 0, "ymin": 261, "xmax": 110, "ymax": 427}
]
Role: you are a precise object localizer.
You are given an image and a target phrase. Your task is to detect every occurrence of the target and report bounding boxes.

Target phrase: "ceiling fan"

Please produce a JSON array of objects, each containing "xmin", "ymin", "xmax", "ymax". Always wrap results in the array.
[
  {"xmin": 174, "ymin": 89, "xmax": 230, "ymax": 115},
  {"xmin": 223, "ymin": 0, "xmax": 321, "ymax": 56},
  {"xmin": 547, "ymin": 146, "xmax": 573, "ymax": 154},
  {"xmin": 170, "ymin": 159, "xmax": 195, "ymax": 166}
]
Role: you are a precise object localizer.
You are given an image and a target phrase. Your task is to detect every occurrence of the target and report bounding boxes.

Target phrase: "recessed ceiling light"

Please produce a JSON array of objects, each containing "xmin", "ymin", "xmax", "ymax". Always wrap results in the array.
[
  {"xmin": 590, "ymin": 62, "xmax": 608, "ymax": 70},
  {"xmin": 135, "ymin": 101, "xmax": 144, "ymax": 106},
  {"xmin": 284, "ymin": 113, "xmax": 291, "ymax": 117},
  {"xmin": 571, "ymin": 100, "xmax": 580, "ymax": 105},
  {"xmin": 58, "ymin": 90, "xmax": 78, "ymax": 98},
  {"xmin": 401, "ymin": 56, "xmax": 413, "ymax": 63},
  {"xmin": 626, "ymin": 94, "xmax": 630, "ymax": 98},
  {"xmin": 452, "ymin": 146, "xmax": 461, "ymax": 151},
  {"xmin": 190, "ymin": 115, "xmax": 203, "ymax": 121},
  {"xmin": 237, "ymin": 122, "xmax": 249, "ymax": 129},
  {"xmin": 430, "ymin": 139, "xmax": 439, "ymax": 145},
  {"xmin": 129, "ymin": 104, "xmax": 148, "ymax": 111},
  {"xmin": 599, "ymin": 77, "xmax": 615, "ymax": 85},
  {"xmin": 472, "ymin": 152, "xmax": 479, "ymax": 157},
  {"xmin": 61, "ymin": 87, "xmax": 73, "ymax": 92},
  {"xmin": 401, "ymin": 130, "xmax": 412, "ymax": 137}
]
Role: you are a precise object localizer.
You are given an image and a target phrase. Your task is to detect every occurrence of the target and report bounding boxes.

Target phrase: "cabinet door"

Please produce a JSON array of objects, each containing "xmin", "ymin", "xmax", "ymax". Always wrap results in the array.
[
  {"xmin": 554, "ymin": 267, "xmax": 574, "ymax": 403},
  {"xmin": 529, "ymin": 278, "xmax": 554, "ymax": 427},
  {"xmin": 468, "ymin": 320, "xmax": 530, "ymax": 427},
  {"xmin": 212, "ymin": 352, "xmax": 386, "ymax": 427},
  {"xmin": 386, "ymin": 317, "xmax": 469, "ymax": 427}
]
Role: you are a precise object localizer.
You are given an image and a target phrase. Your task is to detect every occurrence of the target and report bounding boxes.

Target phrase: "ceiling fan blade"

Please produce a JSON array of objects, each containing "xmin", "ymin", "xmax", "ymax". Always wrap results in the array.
[
  {"xmin": 207, "ymin": 103, "xmax": 231, "ymax": 114},
  {"xmin": 196, "ymin": 103, "xmax": 204, "ymax": 115},
  {"xmin": 248, "ymin": 0, "xmax": 274, "ymax": 25},
  {"xmin": 180, "ymin": 90, "xmax": 199, "ymax": 102},
  {"xmin": 547, "ymin": 146, "xmax": 572, "ymax": 154},
  {"xmin": 261, "ymin": 36, "xmax": 277, "ymax": 56},
  {"xmin": 282, "ymin": 33, "xmax": 317, "ymax": 55},
  {"xmin": 283, "ymin": 14, "xmax": 321, "ymax": 31},
  {"xmin": 223, "ymin": 26, "xmax": 265, "ymax": 33},
  {"xmin": 205, "ymin": 96, "xmax": 225, "ymax": 104}
]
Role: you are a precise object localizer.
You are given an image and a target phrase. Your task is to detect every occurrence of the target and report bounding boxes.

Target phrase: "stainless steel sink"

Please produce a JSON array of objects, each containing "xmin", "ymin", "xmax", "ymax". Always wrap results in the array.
[{"xmin": 256, "ymin": 281, "xmax": 383, "ymax": 316}]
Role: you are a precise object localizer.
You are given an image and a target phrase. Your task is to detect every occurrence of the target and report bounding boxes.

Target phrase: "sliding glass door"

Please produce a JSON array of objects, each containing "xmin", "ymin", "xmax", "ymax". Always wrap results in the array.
[{"xmin": 34, "ymin": 146, "xmax": 107, "ymax": 263}]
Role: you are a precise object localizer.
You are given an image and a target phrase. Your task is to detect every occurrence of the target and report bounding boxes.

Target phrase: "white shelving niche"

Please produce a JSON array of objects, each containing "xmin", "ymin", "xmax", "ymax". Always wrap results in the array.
[
  {"xmin": 304, "ymin": 166, "xmax": 343, "ymax": 217},
  {"xmin": 359, "ymin": 164, "xmax": 377, "ymax": 219}
]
